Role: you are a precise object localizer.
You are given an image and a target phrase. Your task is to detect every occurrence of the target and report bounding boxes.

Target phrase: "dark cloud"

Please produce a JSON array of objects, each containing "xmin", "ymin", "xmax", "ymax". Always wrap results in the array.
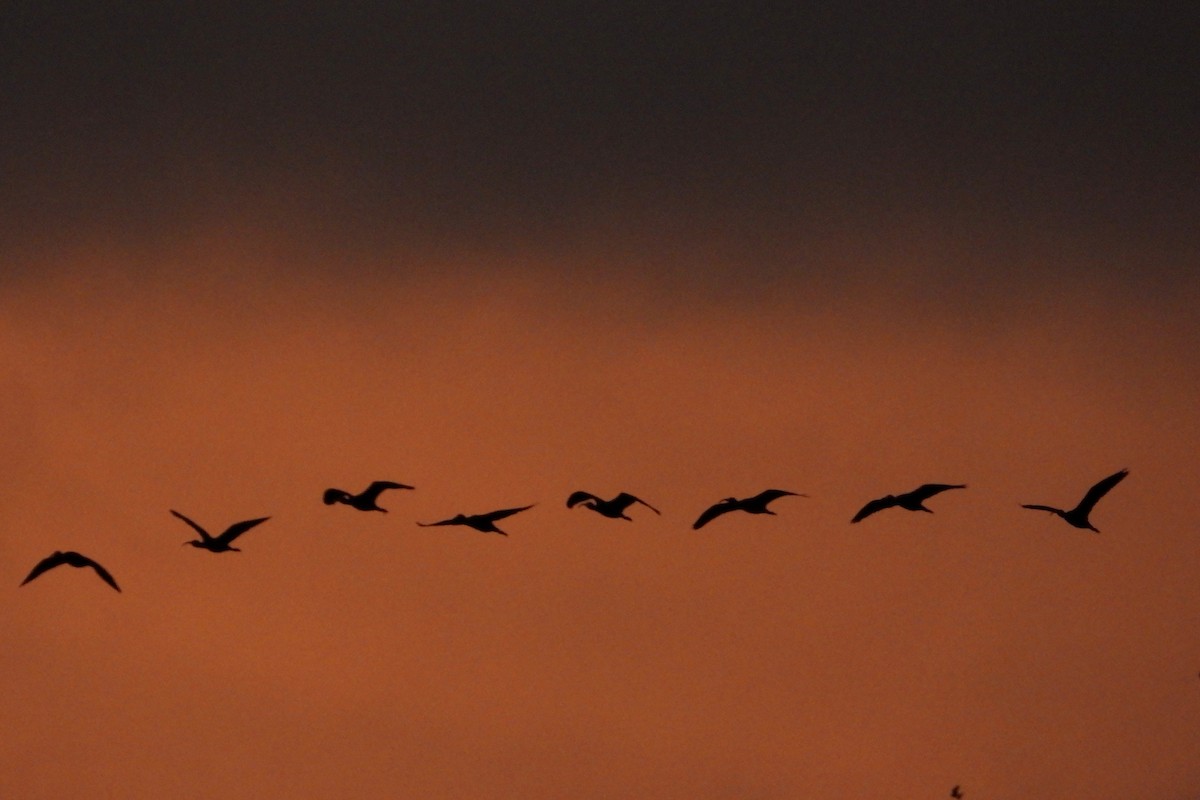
[{"xmin": 0, "ymin": 4, "xmax": 1195, "ymax": 291}]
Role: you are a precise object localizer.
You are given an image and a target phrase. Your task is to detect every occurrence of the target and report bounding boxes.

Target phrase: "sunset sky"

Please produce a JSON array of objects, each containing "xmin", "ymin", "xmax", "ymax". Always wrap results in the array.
[{"xmin": 2, "ymin": 5, "xmax": 1198, "ymax": 798}]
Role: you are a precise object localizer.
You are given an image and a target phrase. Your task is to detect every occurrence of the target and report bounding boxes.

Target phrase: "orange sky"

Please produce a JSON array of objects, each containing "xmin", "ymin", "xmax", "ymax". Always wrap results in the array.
[
  {"xmin": 1, "ymin": 232, "xmax": 1198, "ymax": 799},
  {"xmin": 3, "ymin": 6, "xmax": 1199, "ymax": 797}
]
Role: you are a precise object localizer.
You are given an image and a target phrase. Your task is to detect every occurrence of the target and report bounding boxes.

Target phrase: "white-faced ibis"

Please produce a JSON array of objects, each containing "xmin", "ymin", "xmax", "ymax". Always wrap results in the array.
[
  {"xmin": 692, "ymin": 489, "xmax": 805, "ymax": 530},
  {"xmin": 851, "ymin": 483, "xmax": 966, "ymax": 523},
  {"xmin": 172, "ymin": 510, "xmax": 270, "ymax": 553},
  {"xmin": 1021, "ymin": 468, "xmax": 1128, "ymax": 532},
  {"xmin": 566, "ymin": 491, "xmax": 660, "ymax": 520},
  {"xmin": 323, "ymin": 480, "xmax": 414, "ymax": 512},
  {"xmin": 417, "ymin": 505, "xmax": 534, "ymax": 536},
  {"xmin": 20, "ymin": 551, "xmax": 121, "ymax": 592}
]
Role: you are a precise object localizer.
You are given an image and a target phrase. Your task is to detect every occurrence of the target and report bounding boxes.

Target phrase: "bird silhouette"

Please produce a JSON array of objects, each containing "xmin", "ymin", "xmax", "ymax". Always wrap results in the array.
[
  {"xmin": 692, "ymin": 489, "xmax": 805, "ymax": 530},
  {"xmin": 20, "ymin": 551, "xmax": 121, "ymax": 592},
  {"xmin": 323, "ymin": 480, "xmax": 414, "ymax": 512},
  {"xmin": 566, "ymin": 491, "xmax": 660, "ymax": 520},
  {"xmin": 417, "ymin": 505, "xmax": 534, "ymax": 536},
  {"xmin": 851, "ymin": 483, "xmax": 966, "ymax": 523},
  {"xmin": 172, "ymin": 510, "xmax": 271, "ymax": 553},
  {"xmin": 951, "ymin": 786, "xmax": 963, "ymax": 799},
  {"xmin": 1021, "ymin": 468, "xmax": 1128, "ymax": 532}
]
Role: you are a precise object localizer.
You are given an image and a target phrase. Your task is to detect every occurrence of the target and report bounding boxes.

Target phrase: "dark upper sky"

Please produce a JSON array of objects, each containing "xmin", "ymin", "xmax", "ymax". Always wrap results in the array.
[{"xmin": 1, "ymin": 3, "xmax": 1196, "ymax": 264}]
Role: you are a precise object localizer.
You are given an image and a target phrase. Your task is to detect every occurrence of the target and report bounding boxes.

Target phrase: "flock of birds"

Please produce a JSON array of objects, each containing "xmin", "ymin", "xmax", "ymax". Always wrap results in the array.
[
  {"xmin": 17, "ymin": 468, "xmax": 1136, "ymax": 800},
  {"xmin": 18, "ymin": 468, "xmax": 1130, "ymax": 594}
]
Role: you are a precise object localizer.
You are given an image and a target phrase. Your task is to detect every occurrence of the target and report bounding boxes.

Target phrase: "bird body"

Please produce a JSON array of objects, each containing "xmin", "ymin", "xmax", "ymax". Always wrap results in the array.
[
  {"xmin": 1021, "ymin": 468, "xmax": 1128, "ymax": 532},
  {"xmin": 693, "ymin": 489, "xmax": 804, "ymax": 530},
  {"xmin": 20, "ymin": 551, "xmax": 121, "ymax": 592},
  {"xmin": 566, "ymin": 491, "xmax": 660, "ymax": 520},
  {"xmin": 851, "ymin": 483, "xmax": 966, "ymax": 523},
  {"xmin": 417, "ymin": 505, "xmax": 534, "ymax": 536},
  {"xmin": 172, "ymin": 510, "xmax": 270, "ymax": 552},
  {"xmin": 323, "ymin": 480, "xmax": 414, "ymax": 512}
]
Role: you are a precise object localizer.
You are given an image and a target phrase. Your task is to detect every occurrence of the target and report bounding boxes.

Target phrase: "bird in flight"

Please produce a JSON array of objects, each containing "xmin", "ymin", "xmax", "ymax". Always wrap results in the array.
[
  {"xmin": 1021, "ymin": 468, "xmax": 1128, "ymax": 532},
  {"xmin": 417, "ymin": 505, "xmax": 534, "ymax": 536},
  {"xmin": 951, "ymin": 786, "xmax": 963, "ymax": 799},
  {"xmin": 692, "ymin": 489, "xmax": 805, "ymax": 530},
  {"xmin": 323, "ymin": 480, "xmax": 414, "ymax": 512},
  {"xmin": 20, "ymin": 551, "xmax": 121, "ymax": 592},
  {"xmin": 566, "ymin": 491, "xmax": 660, "ymax": 520},
  {"xmin": 851, "ymin": 483, "xmax": 966, "ymax": 523},
  {"xmin": 172, "ymin": 510, "xmax": 271, "ymax": 553}
]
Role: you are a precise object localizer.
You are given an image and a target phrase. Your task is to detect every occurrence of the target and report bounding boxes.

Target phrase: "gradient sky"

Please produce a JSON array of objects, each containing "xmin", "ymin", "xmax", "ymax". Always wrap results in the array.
[{"xmin": 2, "ymin": 5, "xmax": 1198, "ymax": 799}]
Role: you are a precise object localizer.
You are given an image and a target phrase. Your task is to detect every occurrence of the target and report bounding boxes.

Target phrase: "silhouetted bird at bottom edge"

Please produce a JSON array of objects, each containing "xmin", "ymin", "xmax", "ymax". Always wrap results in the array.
[
  {"xmin": 20, "ymin": 551, "xmax": 121, "ymax": 592},
  {"xmin": 417, "ymin": 505, "xmax": 535, "ymax": 536},
  {"xmin": 693, "ymin": 489, "xmax": 805, "ymax": 530},
  {"xmin": 951, "ymin": 786, "xmax": 963, "ymax": 799}
]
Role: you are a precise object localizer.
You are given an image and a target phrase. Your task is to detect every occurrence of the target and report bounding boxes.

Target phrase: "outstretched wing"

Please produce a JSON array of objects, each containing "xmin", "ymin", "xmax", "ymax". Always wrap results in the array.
[
  {"xmin": 363, "ymin": 481, "xmax": 414, "ymax": 502},
  {"xmin": 170, "ymin": 509, "xmax": 212, "ymax": 541},
  {"xmin": 1020, "ymin": 503, "xmax": 1061, "ymax": 514},
  {"xmin": 483, "ymin": 504, "xmax": 535, "ymax": 521},
  {"xmin": 693, "ymin": 500, "xmax": 735, "ymax": 530},
  {"xmin": 1073, "ymin": 468, "xmax": 1128, "ymax": 515},
  {"xmin": 416, "ymin": 518, "xmax": 457, "ymax": 527},
  {"xmin": 615, "ymin": 492, "xmax": 661, "ymax": 515},
  {"xmin": 217, "ymin": 516, "xmax": 271, "ymax": 544},
  {"xmin": 851, "ymin": 496, "xmax": 897, "ymax": 523},
  {"xmin": 20, "ymin": 552, "xmax": 67, "ymax": 586},
  {"xmin": 750, "ymin": 489, "xmax": 801, "ymax": 505},
  {"xmin": 907, "ymin": 483, "xmax": 966, "ymax": 502},
  {"xmin": 566, "ymin": 491, "xmax": 599, "ymax": 509},
  {"xmin": 83, "ymin": 558, "xmax": 122, "ymax": 592}
]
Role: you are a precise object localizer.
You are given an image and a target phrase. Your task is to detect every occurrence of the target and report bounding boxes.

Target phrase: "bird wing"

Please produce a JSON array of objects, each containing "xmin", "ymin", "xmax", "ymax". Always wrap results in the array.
[
  {"xmin": 20, "ymin": 552, "xmax": 66, "ymax": 586},
  {"xmin": 217, "ymin": 516, "xmax": 271, "ymax": 544},
  {"xmin": 363, "ymin": 481, "xmax": 414, "ymax": 502},
  {"xmin": 483, "ymin": 504, "xmax": 535, "ymax": 521},
  {"xmin": 566, "ymin": 491, "xmax": 599, "ymax": 509},
  {"xmin": 616, "ymin": 492, "xmax": 661, "ymax": 515},
  {"xmin": 84, "ymin": 558, "xmax": 121, "ymax": 592},
  {"xmin": 1020, "ymin": 504, "xmax": 1061, "ymax": 514},
  {"xmin": 693, "ymin": 500, "xmax": 734, "ymax": 530},
  {"xmin": 907, "ymin": 483, "xmax": 967, "ymax": 502},
  {"xmin": 416, "ymin": 518, "xmax": 458, "ymax": 527},
  {"xmin": 170, "ymin": 509, "xmax": 212, "ymax": 540},
  {"xmin": 750, "ymin": 489, "xmax": 801, "ymax": 505},
  {"xmin": 1073, "ymin": 468, "xmax": 1128, "ymax": 514},
  {"xmin": 851, "ymin": 496, "xmax": 897, "ymax": 523}
]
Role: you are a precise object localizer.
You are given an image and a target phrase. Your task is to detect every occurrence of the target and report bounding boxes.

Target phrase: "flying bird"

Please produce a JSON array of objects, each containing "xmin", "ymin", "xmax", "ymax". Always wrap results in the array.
[
  {"xmin": 172, "ymin": 510, "xmax": 271, "ymax": 553},
  {"xmin": 20, "ymin": 551, "xmax": 121, "ymax": 592},
  {"xmin": 566, "ymin": 491, "xmax": 660, "ymax": 520},
  {"xmin": 951, "ymin": 786, "xmax": 963, "ymax": 799},
  {"xmin": 417, "ymin": 505, "xmax": 534, "ymax": 536},
  {"xmin": 851, "ymin": 483, "xmax": 966, "ymax": 523},
  {"xmin": 692, "ymin": 489, "xmax": 805, "ymax": 530},
  {"xmin": 1021, "ymin": 468, "xmax": 1128, "ymax": 532},
  {"xmin": 323, "ymin": 480, "xmax": 414, "ymax": 512}
]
